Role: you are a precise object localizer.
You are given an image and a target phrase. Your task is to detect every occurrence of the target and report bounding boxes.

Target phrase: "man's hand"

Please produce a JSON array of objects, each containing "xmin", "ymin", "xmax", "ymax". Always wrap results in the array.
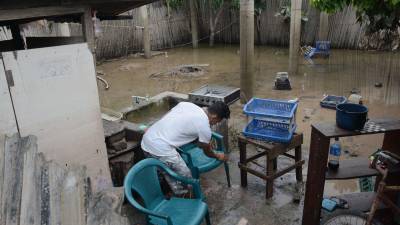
[
  {"xmin": 198, "ymin": 142, "xmax": 228, "ymax": 161},
  {"xmin": 216, "ymin": 153, "xmax": 228, "ymax": 162}
]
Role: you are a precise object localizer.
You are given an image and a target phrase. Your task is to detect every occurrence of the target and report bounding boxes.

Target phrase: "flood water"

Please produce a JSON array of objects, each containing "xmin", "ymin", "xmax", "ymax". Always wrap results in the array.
[{"xmin": 97, "ymin": 44, "xmax": 400, "ymax": 196}]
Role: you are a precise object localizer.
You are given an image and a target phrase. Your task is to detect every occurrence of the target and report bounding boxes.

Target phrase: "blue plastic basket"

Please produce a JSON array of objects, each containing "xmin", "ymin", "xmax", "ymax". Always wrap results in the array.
[
  {"xmin": 320, "ymin": 95, "xmax": 347, "ymax": 109},
  {"xmin": 242, "ymin": 119, "xmax": 296, "ymax": 143},
  {"xmin": 243, "ymin": 98, "xmax": 298, "ymax": 119}
]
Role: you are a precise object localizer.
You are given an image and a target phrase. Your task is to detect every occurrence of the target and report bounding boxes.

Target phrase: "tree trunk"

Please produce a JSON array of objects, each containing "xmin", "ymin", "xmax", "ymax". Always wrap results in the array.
[
  {"xmin": 140, "ymin": 5, "xmax": 151, "ymax": 59},
  {"xmin": 289, "ymin": 0, "xmax": 302, "ymax": 74},
  {"xmin": 208, "ymin": 1, "xmax": 228, "ymax": 47},
  {"xmin": 240, "ymin": 0, "xmax": 254, "ymax": 103},
  {"xmin": 209, "ymin": 24, "xmax": 215, "ymax": 46},
  {"xmin": 189, "ymin": 0, "xmax": 199, "ymax": 48}
]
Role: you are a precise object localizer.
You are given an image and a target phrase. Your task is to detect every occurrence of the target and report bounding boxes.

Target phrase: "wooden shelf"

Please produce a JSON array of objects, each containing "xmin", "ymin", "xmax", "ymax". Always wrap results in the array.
[
  {"xmin": 325, "ymin": 158, "xmax": 379, "ymax": 180},
  {"xmin": 312, "ymin": 118, "xmax": 400, "ymax": 138}
]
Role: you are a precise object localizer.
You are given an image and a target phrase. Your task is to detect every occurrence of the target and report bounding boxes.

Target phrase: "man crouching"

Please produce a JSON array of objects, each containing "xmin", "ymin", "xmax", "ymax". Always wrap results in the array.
[{"xmin": 141, "ymin": 101, "xmax": 230, "ymax": 195}]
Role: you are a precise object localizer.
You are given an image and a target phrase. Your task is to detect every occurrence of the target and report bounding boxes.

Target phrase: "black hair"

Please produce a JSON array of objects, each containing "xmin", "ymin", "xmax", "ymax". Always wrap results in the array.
[{"xmin": 208, "ymin": 101, "xmax": 230, "ymax": 119}]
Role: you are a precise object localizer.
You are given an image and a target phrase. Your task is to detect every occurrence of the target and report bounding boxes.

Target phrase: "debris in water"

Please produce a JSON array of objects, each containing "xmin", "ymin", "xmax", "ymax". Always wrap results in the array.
[
  {"xmin": 374, "ymin": 82, "xmax": 383, "ymax": 88},
  {"xmin": 97, "ymin": 70, "xmax": 106, "ymax": 76},
  {"xmin": 350, "ymin": 88, "xmax": 360, "ymax": 94},
  {"xmin": 274, "ymin": 72, "xmax": 292, "ymax": 90},
  {"xmin": 97, "ymin": 76, "xmax": 110, "ymax": 90},
  {"xmin": 149, "ymin": 64, "xmax": 208, "ymax": 79},
  {"xmin": 350, "ymin": 151, "xmax": 359, "ymax": 157},
  {"xmin": 348, "ymin": 94, "xmax": 363, "ymax": 104}
]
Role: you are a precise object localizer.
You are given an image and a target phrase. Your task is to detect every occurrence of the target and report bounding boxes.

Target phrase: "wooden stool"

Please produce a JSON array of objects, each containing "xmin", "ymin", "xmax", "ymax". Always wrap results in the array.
[{"xmin": 237, "ymin": 133, "xmax": 304, "ymax": 199}]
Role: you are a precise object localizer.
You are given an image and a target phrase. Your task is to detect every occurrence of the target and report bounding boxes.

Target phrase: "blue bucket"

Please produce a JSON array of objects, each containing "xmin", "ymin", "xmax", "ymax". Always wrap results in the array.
[{"xmin": 336, "ymin": 103, "xmax": 368, "ymax": 130}]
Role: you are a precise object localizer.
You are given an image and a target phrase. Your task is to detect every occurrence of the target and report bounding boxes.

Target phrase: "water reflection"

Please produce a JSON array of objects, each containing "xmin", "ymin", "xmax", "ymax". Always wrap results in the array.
[
  {"xmin": 301, "ymin": 50, "xmax": 400, "ymax": 105},
  {"xmin": 98, "ymin": 45, "xmax": 400, "ymax": 110}
]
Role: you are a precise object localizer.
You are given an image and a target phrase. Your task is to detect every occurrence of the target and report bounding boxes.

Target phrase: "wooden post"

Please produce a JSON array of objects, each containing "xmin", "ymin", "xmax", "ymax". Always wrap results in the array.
[
  {"xmin": 81, "ymin": 8, "xmax": 97, "ymax": 66},
  {"xmin": 318, "ymin": 12, "xmax": 329, "ymax": 41},
  {"xmin": 140, "ymin": 5, "xmax": 151, "ymax": 59},
  {"xmin": 288, "ymin": 0, "xmax": 302, "ymax": 75},
  {"xmin": 189, "ymin": 0, "xmax": 199, "ymax": 48},
  {"xmin": 295, "ymin": 145, "xmax": 303, "ymax": 182},
  {"xmin": 10, "ymin": 24, "xmax": 25, "ymax": 50},
  {"xmin": 81, "ymin": 8, "xmax": 95, "ymax": 54},
  {"xmin": 302, "ymin": 128, "xmax": 330, "ymax": 225},
  {"xmin": 266, "ymin": 155, "xmax": 274, "ymax": 198},
  {"xmin": 238, "ymin": 138, "xmax": 248, "ymax": 187},
  {"xmin": 240, "ymin": 0, "xmax": 254, "ymax": 103}
]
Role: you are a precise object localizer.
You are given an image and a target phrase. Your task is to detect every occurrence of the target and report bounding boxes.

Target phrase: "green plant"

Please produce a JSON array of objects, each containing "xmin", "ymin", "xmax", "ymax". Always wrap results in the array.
[
  {"xmin": 274, "ymin": 5, "xmax": 309, "ymax": 23},
  {"xmin": 311, "ymin": 0, "xmax": 400, "ymax": 33},
  {"xmin": 166, "ymin": 0, "xmax": 185, "ymax": 9}
]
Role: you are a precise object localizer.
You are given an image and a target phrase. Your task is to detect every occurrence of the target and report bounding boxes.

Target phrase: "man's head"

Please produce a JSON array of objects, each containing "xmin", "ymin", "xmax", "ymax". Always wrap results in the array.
[{"xmin": 207, "ymin": 101, "xmax": 230, "ymax": 125}]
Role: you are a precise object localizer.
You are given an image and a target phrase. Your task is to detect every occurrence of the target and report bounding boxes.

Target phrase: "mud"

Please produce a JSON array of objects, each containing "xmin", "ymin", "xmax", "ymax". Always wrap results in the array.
[{"xmin": 97, "ymin": 44, "xmax": 400, "ymax": 225}]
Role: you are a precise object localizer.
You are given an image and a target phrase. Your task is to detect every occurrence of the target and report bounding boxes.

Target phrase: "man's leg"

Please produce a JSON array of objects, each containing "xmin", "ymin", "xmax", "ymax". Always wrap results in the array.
[{"xmin": 143, "ymin": 151, "xmax": 192, "ymax": 195}]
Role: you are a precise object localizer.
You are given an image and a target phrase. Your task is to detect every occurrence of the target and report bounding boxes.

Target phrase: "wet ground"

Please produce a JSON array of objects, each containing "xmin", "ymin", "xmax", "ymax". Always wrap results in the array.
[{"xmin": 97, "ymin": 44, "xmax": 400, "ymax": 225}]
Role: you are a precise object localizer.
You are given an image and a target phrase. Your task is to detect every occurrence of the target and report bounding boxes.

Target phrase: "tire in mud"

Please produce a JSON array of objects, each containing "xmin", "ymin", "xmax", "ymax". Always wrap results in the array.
[{"xmin": 320, "ymin": 210, "xmax": 381, "ymax": 225}]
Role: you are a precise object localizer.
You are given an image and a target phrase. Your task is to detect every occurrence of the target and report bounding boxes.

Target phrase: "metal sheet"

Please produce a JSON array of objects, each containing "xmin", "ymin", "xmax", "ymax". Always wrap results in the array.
[{"xmin": 1, "ymin": 43, "xmax": 111, "ymax": 190}]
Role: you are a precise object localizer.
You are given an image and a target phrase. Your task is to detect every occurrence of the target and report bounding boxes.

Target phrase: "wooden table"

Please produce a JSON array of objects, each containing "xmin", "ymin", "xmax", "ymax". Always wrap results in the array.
[
  {"xmin": 302, "ymin": 118, "xmax": 400, "ymax": 225},
  {"xmin": 238, "ymin": 133, "xmax": 304, "ymax": 198}
]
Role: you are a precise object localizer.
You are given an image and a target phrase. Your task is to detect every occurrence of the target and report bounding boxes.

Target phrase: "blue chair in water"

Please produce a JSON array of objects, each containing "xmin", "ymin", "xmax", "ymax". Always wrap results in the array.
[
  {"xmin": 304, "ymin": 41, "xmax": 331, "ymax": 58},
  {"xmin": 124, "ymin": 158, "xmax": 211, "ymax": 225},
  {"xmin": 177, "ymin": 132, "xmax": 231, "ymax": 187}
]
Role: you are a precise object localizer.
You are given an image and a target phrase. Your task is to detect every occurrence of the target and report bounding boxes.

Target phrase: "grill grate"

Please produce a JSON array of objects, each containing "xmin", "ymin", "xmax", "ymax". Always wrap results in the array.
[{"xmin": 189, "ymin": 85, "xmax": 240, "ymax": 106}]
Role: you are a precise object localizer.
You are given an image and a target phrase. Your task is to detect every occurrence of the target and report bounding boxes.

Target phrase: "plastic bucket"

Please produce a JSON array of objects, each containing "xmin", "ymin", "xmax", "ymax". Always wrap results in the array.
[{"xmin": 336, "ymin": 103, "xmax": 368, "ymax": 130}]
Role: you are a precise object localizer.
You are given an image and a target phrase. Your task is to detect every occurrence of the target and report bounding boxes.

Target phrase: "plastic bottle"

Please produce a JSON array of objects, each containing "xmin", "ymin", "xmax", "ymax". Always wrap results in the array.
[{"xmin": 328, "ymin": 137, "xmax": 341, "ymax": 170}]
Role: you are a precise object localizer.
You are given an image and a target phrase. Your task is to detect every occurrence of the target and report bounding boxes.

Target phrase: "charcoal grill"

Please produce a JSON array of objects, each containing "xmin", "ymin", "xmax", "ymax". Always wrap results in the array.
[{"xmin": 188, "ymin": 85, "xmax": 240, "ymax": 106}]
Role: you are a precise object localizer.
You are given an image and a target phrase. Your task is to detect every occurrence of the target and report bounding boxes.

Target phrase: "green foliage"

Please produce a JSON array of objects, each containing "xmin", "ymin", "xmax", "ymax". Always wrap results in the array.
[
  {"xmin": 166, "ymin": 0, "xmax": 185, "ymax": 9},
  {"xmin": 311, "ymin": 0, "xmax": 400, "ymax": 32},
  {"xmin": 274, "ymin": 5, "xmax": 309, "ymax": 22},
  {"xmin": 255, "ymin": 0, "xmax": 267, "ymax": 16},
  {"xmin": 173, "ymin": 0, "xmax": 266, "ymax": 14}
]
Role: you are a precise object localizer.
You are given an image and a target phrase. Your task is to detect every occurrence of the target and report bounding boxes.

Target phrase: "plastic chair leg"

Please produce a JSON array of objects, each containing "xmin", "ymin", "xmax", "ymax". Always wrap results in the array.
[
  {"xmin": 192, "ymin": 169, "xmax": 200, "ymax": 179},
  {"xmin": 224, "ymin": 162, "xmax": 231, "ymax": 187},
  {"xmin": 205, "ymin": 210, "xmax": 211, "ymax": 225}
]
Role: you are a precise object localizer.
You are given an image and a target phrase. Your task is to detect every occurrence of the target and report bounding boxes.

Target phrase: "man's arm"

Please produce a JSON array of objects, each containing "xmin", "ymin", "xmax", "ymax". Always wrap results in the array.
[{"xmin": 197, "ymin": 142, "xmax": 228, "ymax": 161}]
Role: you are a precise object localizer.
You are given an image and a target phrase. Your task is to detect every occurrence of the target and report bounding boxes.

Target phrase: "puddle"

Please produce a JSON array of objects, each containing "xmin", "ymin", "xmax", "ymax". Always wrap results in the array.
[{"xmin": 124, "ymin": 101, "xmax": 170, "ymax": 125}]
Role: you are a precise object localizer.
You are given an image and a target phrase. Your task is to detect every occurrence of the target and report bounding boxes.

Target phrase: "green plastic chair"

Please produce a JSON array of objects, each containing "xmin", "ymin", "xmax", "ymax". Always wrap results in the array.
[
  {"xmin": 124, "ymin": 158, "xmax": 211, "ymax": 225},
  {"xmin": 177, "ymin": 132, "xmax": 231, "ymax": 187}
]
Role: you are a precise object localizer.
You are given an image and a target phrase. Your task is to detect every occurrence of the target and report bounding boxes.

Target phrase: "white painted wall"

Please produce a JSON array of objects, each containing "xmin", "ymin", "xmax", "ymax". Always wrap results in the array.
[
  {"xmin": 0, "ymin": 59, "xmax": 17, "ymax": 136},
  {"xmin": 1, "ymin": 44, "xmax": 111, "ymax": 190}
]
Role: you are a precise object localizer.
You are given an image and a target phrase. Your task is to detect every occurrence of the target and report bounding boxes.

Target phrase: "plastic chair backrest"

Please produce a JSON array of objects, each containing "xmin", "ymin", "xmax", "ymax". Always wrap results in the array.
[
  {"xmin": 212, "ymin": 132, "xmax": 226, "ymax": 153},
  {"xmin": 316, "ymin": 41, "xmax": 330, "ymax": 51},
  {"xmin": 125, "ymin": 159, "xmax": 165, "ymax": 210}
]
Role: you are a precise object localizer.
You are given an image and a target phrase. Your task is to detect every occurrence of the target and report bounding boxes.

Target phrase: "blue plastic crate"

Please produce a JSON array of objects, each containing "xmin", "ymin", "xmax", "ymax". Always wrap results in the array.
[
  {"xmin": 243, "ymin": 98, "xmax": 298, "ymax": 119},
  {"xmin": 320, "ymin": 95, "xmax": 347, "ymax": 109},
  {"xmin": 242, "ymin": 119, "xmax": 296, "ymax": 143}
]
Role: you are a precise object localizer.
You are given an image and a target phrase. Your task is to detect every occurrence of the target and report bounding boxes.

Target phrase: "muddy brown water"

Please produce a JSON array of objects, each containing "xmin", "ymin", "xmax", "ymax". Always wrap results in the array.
[{"xmin": 97, "ymin": 44, "xmax": 400, "ymax": 196}]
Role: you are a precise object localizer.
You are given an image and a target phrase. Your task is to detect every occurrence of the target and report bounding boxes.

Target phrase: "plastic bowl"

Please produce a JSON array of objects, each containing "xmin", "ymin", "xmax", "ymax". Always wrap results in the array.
[{"xmin": 336, "ymin": 103, "xmax": 368, "ymax": 130}]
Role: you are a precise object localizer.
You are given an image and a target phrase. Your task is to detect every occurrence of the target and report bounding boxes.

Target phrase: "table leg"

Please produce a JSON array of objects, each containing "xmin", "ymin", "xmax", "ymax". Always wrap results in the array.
[
  {"xmin": 302, "ymin": 128, "xmax": 330, "ymax": 225},
  {"xmin": 273, "ymin": 158, "xmax": 278, "ymax": 171},
  {"xmin": 266, "ymin": 155, "xmax": 274, "ymax": 199},
  {"xmin": 295, "ymin": 146, "xmax": 303, "ymax": 182},
  {"xmin": 238, "ymin": 139, "xmax": 248, "ymax": 187}
]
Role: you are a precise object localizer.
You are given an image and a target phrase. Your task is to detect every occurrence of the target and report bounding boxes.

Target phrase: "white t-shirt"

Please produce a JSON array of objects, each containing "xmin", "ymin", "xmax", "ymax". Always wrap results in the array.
[{"xmin": 141, "ymin": 102, "xmax": 212, "ymax": 157}]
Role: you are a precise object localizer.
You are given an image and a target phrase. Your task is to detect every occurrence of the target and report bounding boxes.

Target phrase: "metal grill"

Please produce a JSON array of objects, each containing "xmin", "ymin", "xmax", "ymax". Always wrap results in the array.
[{"xmin": 188, "ymin": 85, "xmax": 240, "ymax": 106}]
